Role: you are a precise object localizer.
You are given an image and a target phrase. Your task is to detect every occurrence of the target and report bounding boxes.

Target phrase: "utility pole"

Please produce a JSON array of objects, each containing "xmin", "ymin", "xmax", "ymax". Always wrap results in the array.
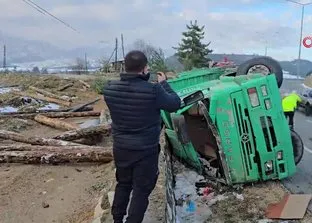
[
  {"xmin": 298, "ymin": 5, "xmax": 305, "ymax": 79},
  {"xmin": 121, "ymin": 34, "xmax": 125, "ymax": 72},
  {"xmin": 286, "ymin": 0, "xmax": 312, "ymax": 79},
  {"xmin": 121, "ymin": 34, "xmax": 125, "ymax": 59},
  {"xmin": 3, "ymin": 45, "xmax": 6, "ymax": 69},
  {"xmin": 85, "ymin": 52, "xmax": 88, "ymax": 74},
  {"xmin": 115, "ymin": 37, "xmax": 118, "ymax": 71}
]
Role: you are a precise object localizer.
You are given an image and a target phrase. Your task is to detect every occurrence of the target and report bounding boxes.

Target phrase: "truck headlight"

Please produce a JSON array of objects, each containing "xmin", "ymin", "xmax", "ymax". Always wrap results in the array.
[
  {"xmin": 265, "ymin": 160, "xmax": 273, "ymax": 171},
  {"xmin": 247, "ymin": 87, "xmax": 260, "ymax": 107},
  {"xmin": 261, "ymin": 85, "xmax": 268, "ymax": 96},
  {"xmin": 277, "ymin": 151, "xmax": 283, "ymax": 160}
]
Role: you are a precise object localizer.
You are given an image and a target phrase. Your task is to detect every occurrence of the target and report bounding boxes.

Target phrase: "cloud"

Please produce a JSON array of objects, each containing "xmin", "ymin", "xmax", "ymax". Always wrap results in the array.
[{"xmin": 0, "ymin": 0, "xmax": 310, "ymax": 60}]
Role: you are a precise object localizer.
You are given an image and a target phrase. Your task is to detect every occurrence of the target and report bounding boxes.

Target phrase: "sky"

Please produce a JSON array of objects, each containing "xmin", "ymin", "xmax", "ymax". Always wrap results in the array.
[{"xmin": 1, "ymin": 0, "xmax": 312, "ymax": 61}]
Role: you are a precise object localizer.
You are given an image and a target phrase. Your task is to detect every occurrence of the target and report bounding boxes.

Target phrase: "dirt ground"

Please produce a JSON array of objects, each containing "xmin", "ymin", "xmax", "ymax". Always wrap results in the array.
[
  {"xmin": 210, "ymin": 181, "xmax": 312, "ymax": 223},
  {"xmin": 1, "ymin": 73, "xmax": 312, "ymax": 223},
  {"xmin": 0, "ymin": 73, "xmax": 166, "ymax": 223}
]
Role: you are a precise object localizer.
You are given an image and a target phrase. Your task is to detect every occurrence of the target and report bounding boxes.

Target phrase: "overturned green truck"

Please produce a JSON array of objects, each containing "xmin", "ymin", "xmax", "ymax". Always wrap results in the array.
[{"xmin": 160, "ymin": 57, "xmax": 304, "ymax": 186}]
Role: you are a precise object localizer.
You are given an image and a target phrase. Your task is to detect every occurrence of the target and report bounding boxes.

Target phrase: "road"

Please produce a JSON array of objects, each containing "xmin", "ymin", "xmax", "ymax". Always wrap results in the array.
[{"xmin": 280, "ymin": 79, "xmax": 312, "ymax": 209}]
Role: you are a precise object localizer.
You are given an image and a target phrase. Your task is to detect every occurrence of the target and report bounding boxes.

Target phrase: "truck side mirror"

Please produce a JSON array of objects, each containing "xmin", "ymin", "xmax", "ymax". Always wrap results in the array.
[{"xmin": 182, "ymin": 91, "xmax": 204, "ymax": 107}]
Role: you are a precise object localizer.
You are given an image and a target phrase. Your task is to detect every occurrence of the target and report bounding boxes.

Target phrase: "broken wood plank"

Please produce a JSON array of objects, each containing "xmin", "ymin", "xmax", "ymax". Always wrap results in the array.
[
  {"xmin": 0, "ymin": 130, "xmax": 82, "ymax": 146},
  {"xmin": 0, "ymin": 145, "xmax": 113, "ymax": 164},
  {"xmin": 79, "ymin": 80, "xmax": 91, "ymax": 88},
  {"xmin": 13, "ymin": 91, "xmax": 71, "ymax": 107},
  {"xmin": 29, "ymin": 86, "xmax": 72, "ymax": 102},
  {"xmin": 70, "ymin": 98, "xmax": 100, "ymax": 112},
  {"xmin": 34, "ymin": 114, "xmax": 80, "ymax": 130},
  {"xmin": 53, "ymin": 124, "xmax": 111, "ymax": 141},
  {"xmin": 58, "ymin": 83, "xmax": 74, "ymax": 91}
]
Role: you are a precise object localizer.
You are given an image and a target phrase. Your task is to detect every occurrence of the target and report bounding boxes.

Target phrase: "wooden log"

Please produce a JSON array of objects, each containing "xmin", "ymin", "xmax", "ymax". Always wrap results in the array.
[
  {"xmin": 0, "ymin": 130, "xmax": 82, "ymax": 146},
  {"xmin": 99, "ymin": 109, "xmax": 106, "ymax": 124},
  {"xmin": 0, "ymin": 84, "xmax": 20, "ymax": 88},
  {"xmin": 70, "ymin": 98, "xmax": 100, "ymax": 112},
  {"xmin": 0, "ymin": 106, "xmax": 94, "ymax": 118},
  {"xmin": 29, "ymin": 86, "xmax": 72, "ymax": 102},
  {"xmin": 12, "ymin": 91, "xmax": 71, "ymax": 107},
  {"xmin": 34, "ymin": 114, "xmax": 80, "ymax": 130},
  {"xmin": 0, "ymin": 144, "xmax": 111, "ymax": 151},
  {"xmin": 0, "ymin": 145, "xmax": 113, "ymax": 164},
  {"xmin": 79, "ymin": 80, "xmax": 91, "ymax": 88},
  {"xmin": 53, "ymin": 124, "xmax": 111, "ymax": 141},
  {"xmin": 58, "ymin": 83, "xmax": 74, "ymax": 91}
]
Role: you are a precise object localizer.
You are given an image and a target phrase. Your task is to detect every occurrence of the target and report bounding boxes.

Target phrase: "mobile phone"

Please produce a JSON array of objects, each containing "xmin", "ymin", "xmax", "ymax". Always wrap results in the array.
[{"xmin": 148, "ymin": 72, "xmax": 158, "ymax": 83}]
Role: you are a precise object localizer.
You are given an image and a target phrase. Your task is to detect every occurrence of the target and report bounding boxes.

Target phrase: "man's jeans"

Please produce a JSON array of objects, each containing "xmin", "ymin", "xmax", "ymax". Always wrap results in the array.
[
  {"xmin": 112, "ymin": 146, "xmax": 160, "ymax": 223},
  {"xmin": 284, "ymin": 111, "xmax": 295, "ymax": 128}
]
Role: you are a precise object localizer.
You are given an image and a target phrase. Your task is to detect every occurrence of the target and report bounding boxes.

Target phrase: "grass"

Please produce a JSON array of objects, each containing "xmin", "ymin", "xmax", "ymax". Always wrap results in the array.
[{"xmin": 91, "ymin": 77, "xmax": 109, "ymax": 94}]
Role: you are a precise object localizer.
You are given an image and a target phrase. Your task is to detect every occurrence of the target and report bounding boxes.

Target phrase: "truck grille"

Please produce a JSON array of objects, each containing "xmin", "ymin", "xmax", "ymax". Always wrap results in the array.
[
  {"xmin": 260, "ymin": 116, "xmax": 277, "ymax": 152},
  {"xmin": 233, "ymin": 98, "xmax": 256, "ymax": 176}
]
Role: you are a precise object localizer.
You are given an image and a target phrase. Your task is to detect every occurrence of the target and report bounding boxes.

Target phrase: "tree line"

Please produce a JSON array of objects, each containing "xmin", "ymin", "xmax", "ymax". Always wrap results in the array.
[
  {"xmin": 133, "ymin": 20, "xmax": 213, "ymax": 72},
  {"xmin": 71, "ymin": 20, "xmax": 212, "ymax": 74}
]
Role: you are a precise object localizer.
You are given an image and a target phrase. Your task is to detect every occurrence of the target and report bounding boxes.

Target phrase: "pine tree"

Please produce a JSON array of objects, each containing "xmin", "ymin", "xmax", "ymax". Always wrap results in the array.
[{"xmin": 174, "ymin": 20, "xmax": 213, "ymax": 70}]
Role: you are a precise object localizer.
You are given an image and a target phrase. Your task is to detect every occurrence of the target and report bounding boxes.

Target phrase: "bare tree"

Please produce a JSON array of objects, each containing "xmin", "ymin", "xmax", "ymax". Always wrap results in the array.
[
  {"xmin": 98, "ymin": 57, "xmax": 110, "ymax": 73},
  {"xmin": 131, "ymin": 39, "xmax": 169, "ymax": 72},
  {"xmin": 72, "ymin": 57, "xmax": 85, "ymax": 75},
  {"xmin": 41, "ymin": 67, "xmax": 48, "ymax": 74},
  {"xmin": 32, "ymin": 66, "xmax": 40, "ymax": 74}
]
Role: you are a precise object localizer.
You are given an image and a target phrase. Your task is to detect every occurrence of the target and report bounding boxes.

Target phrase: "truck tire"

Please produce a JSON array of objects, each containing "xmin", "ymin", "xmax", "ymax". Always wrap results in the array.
[
  {"xmin": 291, "ymin": 129, "xmax": 304, "ymax": 165},
  {"xmin": 236, "ymin": 56, "xmax": 283, "ymax": 88}
]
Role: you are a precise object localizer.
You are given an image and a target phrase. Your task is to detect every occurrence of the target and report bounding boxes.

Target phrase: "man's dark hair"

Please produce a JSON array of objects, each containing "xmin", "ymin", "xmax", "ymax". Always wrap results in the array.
[{"xmin": 124, "ymin": 50, "xmax": 148, "ymax": 73}]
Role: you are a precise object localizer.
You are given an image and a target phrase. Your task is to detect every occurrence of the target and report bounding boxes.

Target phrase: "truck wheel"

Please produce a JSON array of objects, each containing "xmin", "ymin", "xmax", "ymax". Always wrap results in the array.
[
  {"xmin": 291, "ymin": 129, "xmax": 304, "ymax": 165},
  {"xmin": 236, "ymin": 56, "xmax": 283, "ymax": 88}
]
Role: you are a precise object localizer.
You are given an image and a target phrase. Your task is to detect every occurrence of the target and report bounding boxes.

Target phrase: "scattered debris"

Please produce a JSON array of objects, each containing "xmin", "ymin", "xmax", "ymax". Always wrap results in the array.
[
  {"xmin": 0, "ymin": 118, "xmax": 33, "ymax": 132},
  {"xmin": 75, "ymin": 168, "xmax": 82, "ymax": 172},
  {"xmin": 70, "ymin": 98, "xmax": 101, "ymax": 112},
  {"xmin": 58, "ymin": 83, "xmax": 74, "ymax": 91},
  {"xmin": 0, "ymin": 106, "xmax": 18, "ymax": 113},
  {"xmin": 29, "ymin": 86, "xmax": 72, "ymax": 102},
  {"xmin": 13, "ymin": 90, "xmax": 71, "ymax": 107},
  {"xmin": 42, "ymin": 201, "xmax": 50, "ymax": 208},
  {"xmin": 266, "ymin": 194, "xmax": 312, "ymax": 220},
  {"xmin": 79, "ymin": 80, "xmax": 91, "ymax": 88}
]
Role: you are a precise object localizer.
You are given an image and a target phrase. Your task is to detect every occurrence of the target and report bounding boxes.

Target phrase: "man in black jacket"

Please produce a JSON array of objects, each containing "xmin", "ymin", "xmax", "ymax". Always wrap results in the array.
[{"xmin": 103, "ymin": 50, "xmax": 181, "ymax": 223}]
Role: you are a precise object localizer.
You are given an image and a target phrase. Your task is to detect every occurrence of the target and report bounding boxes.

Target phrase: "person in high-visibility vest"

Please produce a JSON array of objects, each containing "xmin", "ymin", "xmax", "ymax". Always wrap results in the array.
[{"xmin": 282, "ymin": 91, "xmax": 302, "ymax": 129}]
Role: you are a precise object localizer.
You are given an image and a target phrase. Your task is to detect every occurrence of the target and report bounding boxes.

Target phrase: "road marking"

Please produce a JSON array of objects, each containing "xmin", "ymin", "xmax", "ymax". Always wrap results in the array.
[
  {"xmin": 304, "ymin": 146, "xmax": 312, "ymax": 154},
  {"xmin": 307, "ymin": 120, "xmax": 312, "ymax": 124}
]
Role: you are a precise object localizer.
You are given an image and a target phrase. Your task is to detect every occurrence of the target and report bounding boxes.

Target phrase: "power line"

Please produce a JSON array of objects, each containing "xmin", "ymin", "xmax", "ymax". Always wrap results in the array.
[
  {"xmin": 22, "ymin": 0, "xmax": 79, "ymax": 33},
  {"xmin": 22, "ymin": 0, "xmax": 45, "ymax": 15}
]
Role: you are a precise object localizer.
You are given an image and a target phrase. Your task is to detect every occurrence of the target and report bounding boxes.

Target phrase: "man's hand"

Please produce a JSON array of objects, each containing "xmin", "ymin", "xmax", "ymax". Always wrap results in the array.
[{"xmin": 157, "ymin": 72, "xmax": 167, "ymax": 83}]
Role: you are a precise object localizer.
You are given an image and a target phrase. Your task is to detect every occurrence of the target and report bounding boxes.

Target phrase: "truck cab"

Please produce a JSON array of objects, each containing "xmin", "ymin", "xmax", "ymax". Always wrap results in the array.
[{"xmin": 161, "ymin": 72, "xmax": 303, "ymax": 185}]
